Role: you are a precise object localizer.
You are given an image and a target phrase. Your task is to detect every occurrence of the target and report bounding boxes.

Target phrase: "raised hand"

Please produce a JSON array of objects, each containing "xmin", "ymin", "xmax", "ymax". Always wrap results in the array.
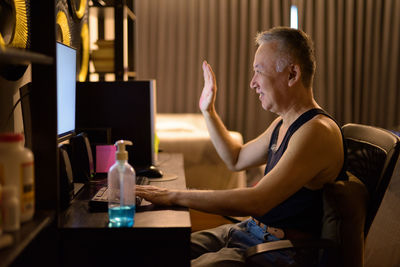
[{"xmin": 199, "ymin": 60, "xmax": 217, "ymax": 113}]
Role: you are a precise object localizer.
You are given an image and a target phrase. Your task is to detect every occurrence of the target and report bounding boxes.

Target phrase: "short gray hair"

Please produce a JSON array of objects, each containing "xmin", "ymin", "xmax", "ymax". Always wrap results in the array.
[{"xmin": 256, "ymin": 27, "xmax": 316, "ymax": 88}]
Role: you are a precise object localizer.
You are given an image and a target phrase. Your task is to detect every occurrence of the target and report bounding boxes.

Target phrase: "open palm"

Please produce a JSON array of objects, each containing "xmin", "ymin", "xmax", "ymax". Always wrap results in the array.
[{"xmin": 199, "ymin": 61, "xmax": 217, "ymax": 112}]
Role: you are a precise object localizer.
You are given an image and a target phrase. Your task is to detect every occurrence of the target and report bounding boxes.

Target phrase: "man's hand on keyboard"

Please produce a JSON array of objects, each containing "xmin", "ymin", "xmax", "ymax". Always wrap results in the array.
[{"xmin": 136, "ymin": 185, "xmax": 177, "ymax": 206}]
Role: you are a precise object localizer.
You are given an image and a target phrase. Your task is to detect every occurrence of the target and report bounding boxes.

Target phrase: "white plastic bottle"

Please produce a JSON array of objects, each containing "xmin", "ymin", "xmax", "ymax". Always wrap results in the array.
[
  {"xmin": 2, "ymin": 186, "xmax": 20, "ymax": 232},
  {"xmin": 0, "ymin": 133, "xmax": 35, "ymax": 223},
  {"xmin": 107, "ymin": 140, "xmax": 136, "ymax": 227}
]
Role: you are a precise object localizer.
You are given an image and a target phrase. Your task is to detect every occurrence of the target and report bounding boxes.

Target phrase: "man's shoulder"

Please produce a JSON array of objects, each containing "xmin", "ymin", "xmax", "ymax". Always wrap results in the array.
[
  {"xmin": 291, "ymin": 115, "xmax": 342, "ymax": 147},
  {"xmin": 302, "ymin": 113, "xmax": 340, "ymax": 135}
]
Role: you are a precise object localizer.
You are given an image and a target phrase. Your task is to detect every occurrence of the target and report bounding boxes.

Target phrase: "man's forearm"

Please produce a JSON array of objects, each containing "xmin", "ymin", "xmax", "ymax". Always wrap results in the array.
[
  {"xmin": 173, "ymin": 187, "xmax": 261, "ymax": 217},
  {"xmin": 202, "ymin": 109, "xmax": 242, "ymax": 171}
]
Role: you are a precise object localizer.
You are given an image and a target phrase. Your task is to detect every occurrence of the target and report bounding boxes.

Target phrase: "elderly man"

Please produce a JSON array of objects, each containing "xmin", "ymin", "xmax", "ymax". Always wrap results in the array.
[{"xmin": 137, "ymin": 27, "xmax": 347, "ymax": 266}]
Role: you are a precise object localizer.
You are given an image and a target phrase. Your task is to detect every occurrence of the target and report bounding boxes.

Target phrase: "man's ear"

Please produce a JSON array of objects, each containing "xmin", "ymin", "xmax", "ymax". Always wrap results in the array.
[{"xmin": 288, "ymin": 64, "xmax": 301, "ymax": 87}]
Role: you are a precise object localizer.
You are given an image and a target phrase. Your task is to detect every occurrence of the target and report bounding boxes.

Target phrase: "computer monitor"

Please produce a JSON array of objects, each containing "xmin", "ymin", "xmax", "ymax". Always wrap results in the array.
[
  {"xmin": 76, "ymin": 80, "xmax": 157, "ymax": 170},
  {"xmin": 56, "ymin": 42, "xmax": 77, "ymax": 141}
]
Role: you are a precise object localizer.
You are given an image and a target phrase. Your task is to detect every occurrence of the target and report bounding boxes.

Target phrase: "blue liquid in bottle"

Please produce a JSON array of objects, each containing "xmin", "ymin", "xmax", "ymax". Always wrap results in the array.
[{"xmin": 108, "ymin": 205, "xmax": 136, "ymax": 227}]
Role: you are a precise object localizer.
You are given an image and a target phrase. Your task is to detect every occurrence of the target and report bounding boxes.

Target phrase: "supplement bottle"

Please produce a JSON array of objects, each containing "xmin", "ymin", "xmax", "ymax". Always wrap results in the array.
[
  {"xmin": 0, "ymin": 133, "xmax": 35, "ymax": 223},
  {"xmin": 2, "ymin": 186, "xmax": 20, "ymax": 232}
]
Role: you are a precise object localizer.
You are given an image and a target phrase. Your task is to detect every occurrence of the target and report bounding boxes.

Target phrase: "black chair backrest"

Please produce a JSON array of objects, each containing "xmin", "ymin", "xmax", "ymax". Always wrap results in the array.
[{"xmin": 342, "ymin": 123, "xmax": 400, "ymax": 235}]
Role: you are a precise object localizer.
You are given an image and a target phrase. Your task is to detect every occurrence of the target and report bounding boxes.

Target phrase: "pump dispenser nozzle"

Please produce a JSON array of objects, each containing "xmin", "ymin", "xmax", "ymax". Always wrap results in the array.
[{"xmin": 115, "ymin": 140, "xmax": 132, "ymax": 161}]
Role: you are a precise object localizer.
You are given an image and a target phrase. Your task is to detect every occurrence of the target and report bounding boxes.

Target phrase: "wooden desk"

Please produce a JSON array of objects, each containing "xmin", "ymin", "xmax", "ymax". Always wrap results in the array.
[{"xmin": 59, "ymin": 153, "xmax": 191, "ymax": 267}]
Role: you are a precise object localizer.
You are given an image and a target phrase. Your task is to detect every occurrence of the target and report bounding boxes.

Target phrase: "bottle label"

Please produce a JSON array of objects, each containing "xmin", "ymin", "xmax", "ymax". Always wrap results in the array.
[{"xmin": 20, "ymin": 162, "xmax": 35, "ymax": 214}]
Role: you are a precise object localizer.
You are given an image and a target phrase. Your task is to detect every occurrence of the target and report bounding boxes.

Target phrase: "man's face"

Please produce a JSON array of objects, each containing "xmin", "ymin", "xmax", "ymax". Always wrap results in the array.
[{"xmin": 250, "ymin": 42, "xmax": 289, "ymax": 112}]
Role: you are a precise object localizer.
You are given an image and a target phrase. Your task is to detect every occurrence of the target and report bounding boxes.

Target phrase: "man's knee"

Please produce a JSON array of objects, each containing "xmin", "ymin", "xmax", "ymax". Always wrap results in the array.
[
  {"xmin": 190, "ymin": 224, "xmax": 235, "ymax": 259},
  {"xmin": 191, "ymin": 247, "xmax": 246, "ymax": 267}
]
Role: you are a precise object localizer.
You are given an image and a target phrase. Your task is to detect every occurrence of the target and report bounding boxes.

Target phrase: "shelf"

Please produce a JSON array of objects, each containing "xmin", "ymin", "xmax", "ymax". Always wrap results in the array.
[
  {"xmin": 127, "ymin": 71, "xmax": 136, "ymax": 78},
  {"xmin": 0, "ymin": 210, "xmax": 55, "ymax": 267},
  {"xmin": 0, "ymin": 47, "xmax": 53, "ymax": 65},
  {"xmin": 1, "ymin": 2, "xmax": 59, "ymax": 266},
  {"xmin": 89, "ymin": 0, "xmax": 135, "ymax": 81},
  {"xmin": 89, "ymin": 1, "xmax": 135, "ymax": 20},
  {"xmin": 89, "ymin": 0, "xmax": 114, "ymax": 7},
  {"xmin": 125, "ymin": 5, "xmax": 136, "ymax": 20}
]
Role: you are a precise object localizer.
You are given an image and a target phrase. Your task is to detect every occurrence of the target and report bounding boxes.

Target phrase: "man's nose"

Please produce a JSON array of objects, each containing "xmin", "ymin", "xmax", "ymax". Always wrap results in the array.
[{"xmin": 250, "ymin": 76, "xmax": 256, "ymax": 89}]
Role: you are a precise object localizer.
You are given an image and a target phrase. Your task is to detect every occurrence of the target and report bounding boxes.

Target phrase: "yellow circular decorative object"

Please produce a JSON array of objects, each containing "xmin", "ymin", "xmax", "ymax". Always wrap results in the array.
[
  {"xmin": 56, "ymin": 11, "xmax": 71, "ymax": 46},
  {"xmin": 0, "ymin": 34, "xmax": 5, "ymax": 49},
  {"xmin": 78, "ymin": 22, "xmax": 89, "ymax": 81},
  {"xmin": 1, "ymin": 0, "xmax": 29, "ymax": 48},
  {"xmin": 11, "ymin": 0, "xmax": 28, "ymax": 48},
  {"xmin": 70, "ymin": 0, "xmax": 86, "ymax": 20}
]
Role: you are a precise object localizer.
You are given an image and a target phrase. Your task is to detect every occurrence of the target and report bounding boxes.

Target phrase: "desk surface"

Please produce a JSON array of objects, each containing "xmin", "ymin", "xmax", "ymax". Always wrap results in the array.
[
  {"xmin": 60, "ymin": 153, "xmax": 191, "ymax": 229},
  {"xmin": 59, "ymin": 153, "xmax": 191, "ymax": 266}
]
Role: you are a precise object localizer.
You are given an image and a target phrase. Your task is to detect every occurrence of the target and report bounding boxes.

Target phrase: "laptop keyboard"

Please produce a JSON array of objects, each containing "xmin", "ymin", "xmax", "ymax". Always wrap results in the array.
[{"xmin": 89, "ymin": 176, "xmax": 149, "ymax": 212}]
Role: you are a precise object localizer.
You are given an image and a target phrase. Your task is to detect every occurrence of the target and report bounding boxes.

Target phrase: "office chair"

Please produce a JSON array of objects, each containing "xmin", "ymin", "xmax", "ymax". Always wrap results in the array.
[
  {"xmin": 343, "ymin": 123, "xmax": 400, "ymax": 235},
  {"xmin": 245, "ymin": 123, "xmax": 400, "ymax": 267}
]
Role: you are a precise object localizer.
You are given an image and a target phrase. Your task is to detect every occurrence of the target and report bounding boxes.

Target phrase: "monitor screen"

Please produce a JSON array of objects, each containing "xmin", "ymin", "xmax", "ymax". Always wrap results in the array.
[{"xmin": 56, "ymin": 42, "xmax": 77, "ymax": 140}]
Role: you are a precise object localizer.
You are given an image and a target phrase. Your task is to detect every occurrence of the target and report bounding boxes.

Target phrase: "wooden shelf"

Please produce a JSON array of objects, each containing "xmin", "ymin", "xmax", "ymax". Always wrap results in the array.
[
  {"xmin": 1, "ymin": 2, "xmax": 59, "ymax": 266},
  {"xmin": 0, "ymin": 47, "xmax": 53, "ymax": 65},
  {"xmin": 127, "ymin": 71, "xmax": 136, "ymax": 78},
  {"xmin": 0, "ymin": 210, "xmax": 55, "ymax": 267},
  {"xmin": 89, "ymin": 0, "xmax": 136, "ymax": 81},
  {"xmin": 125, "ymin": 5, "xmax": 136, "ymax": 20}
]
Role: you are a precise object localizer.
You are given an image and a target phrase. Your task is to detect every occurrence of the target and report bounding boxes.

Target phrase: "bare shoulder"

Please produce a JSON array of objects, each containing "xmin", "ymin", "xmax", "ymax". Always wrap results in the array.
[
  {"xmin": 302, "ymin": 114, "xmax": 341, "ymax": 139},
  {"xmin": 292, "ymin": 114, "xmax": 343, "ymax": 157},
  {"xmin": 288, "ymin": 115, "xmax": 344, "ymax": 187}
]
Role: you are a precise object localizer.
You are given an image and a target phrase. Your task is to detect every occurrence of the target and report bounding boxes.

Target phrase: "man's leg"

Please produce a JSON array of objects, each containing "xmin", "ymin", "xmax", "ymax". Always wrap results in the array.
[
  {"xmin": 191, "ymin": 222, "xmax": 250, "ymax": 267},
  {"xmin": 191, "ymin": 247, "xmax": 247, "ymax": 267},
  {"xmin": 190, "ymin": 223, "xmax": 235, "ymax": 259}
]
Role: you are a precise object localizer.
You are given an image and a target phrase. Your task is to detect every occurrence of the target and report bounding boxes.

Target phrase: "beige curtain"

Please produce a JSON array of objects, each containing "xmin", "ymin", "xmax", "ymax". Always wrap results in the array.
[
  {"xmin": 135, "ymin": 0, "xmax": 291, "ymax": 141},
  {"xmin": 298, "ymin": 0, "xmax": 400, "ymax": 128},
  {"xmin": 135, "ymin": 0, "xmax": 400, "ymax": 141}
]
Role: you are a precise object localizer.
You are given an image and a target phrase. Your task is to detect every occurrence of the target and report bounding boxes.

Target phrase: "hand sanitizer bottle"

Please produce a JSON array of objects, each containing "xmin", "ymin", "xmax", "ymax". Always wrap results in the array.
[{"xmin": 108, "ymin": 140, "xmax": 136, "ymax": 227}]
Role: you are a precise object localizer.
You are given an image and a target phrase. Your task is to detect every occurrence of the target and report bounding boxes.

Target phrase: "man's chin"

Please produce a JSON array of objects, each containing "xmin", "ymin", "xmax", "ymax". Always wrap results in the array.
[{"xmin": 261, "ymin": 102, "xmax": 269, "ymax": 111}]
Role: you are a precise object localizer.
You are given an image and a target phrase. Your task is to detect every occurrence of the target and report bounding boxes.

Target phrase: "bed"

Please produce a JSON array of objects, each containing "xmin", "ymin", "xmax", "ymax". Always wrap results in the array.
[{"xmin": 156, "ymin": 113, "xmax": 247, "ymax": 190}]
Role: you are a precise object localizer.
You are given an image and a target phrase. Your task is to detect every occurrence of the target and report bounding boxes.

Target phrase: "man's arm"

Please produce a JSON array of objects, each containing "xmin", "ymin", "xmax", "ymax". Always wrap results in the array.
[
  {"xmin": 136, "ymin": 117, "xmax": 344, "ymax": 217},
  {"xmin": 200, "ymin": 61, "xmax": 275, "ymax": 171}
]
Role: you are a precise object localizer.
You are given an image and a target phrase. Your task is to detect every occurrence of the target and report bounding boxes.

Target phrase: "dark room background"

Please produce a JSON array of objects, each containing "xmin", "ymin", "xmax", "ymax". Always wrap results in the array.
[{"xmin": 135, "ymin": 0, "xmax": 400, "ymax": 141}]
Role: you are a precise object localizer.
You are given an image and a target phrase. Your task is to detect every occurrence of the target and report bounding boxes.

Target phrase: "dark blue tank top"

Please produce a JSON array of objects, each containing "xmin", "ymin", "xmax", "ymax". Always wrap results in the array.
[{"xmin": 254, "ymin": 108, "xmax": 348, "ymax": 235}]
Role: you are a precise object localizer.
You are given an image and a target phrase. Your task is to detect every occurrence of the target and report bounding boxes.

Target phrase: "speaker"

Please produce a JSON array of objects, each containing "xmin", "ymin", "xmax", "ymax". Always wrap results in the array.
[
  {"xmin": 75, "ymin": 127, "xmax": 111, "ymax": 175},
  {"xmin": 0, "ymin": 0, "xmax": 30, "ymax": 81},
  {"xmin": 77, "ymin": 127, "xmax": 111, "ymax": 145},
  {"xmin": 56, "ymin": 0, "xmax": 89, "ymax": 81},
  {"xmin": 19, "ymin": 82, "xmax": 32, "ymax": 148},
  {"xmin": 59, "ymin": 144, "xmax": 74, "ymax": 210},
  {"xmin": 67, "ymin": 0, "xmax": 89, "ymax": 81},
  {"xmin": 70, "ymin": 132, "xmax": 94, "ymax": 182}
]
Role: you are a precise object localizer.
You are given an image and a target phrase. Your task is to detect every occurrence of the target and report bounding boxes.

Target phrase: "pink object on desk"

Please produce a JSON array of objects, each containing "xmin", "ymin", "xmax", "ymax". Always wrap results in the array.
[{"xmin": 96, "ymin": 145, "xmax": 116, "ymax": 173}]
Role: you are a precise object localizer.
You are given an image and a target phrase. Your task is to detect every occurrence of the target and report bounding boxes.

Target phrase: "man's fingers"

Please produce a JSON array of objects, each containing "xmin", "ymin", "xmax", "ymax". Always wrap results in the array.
[{"xmin": 203, "ymin": 61, "xmax": 214, "ymax": 83}]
